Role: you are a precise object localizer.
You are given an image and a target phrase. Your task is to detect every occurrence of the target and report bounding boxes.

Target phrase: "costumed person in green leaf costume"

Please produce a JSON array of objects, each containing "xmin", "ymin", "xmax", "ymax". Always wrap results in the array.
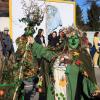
[
  {"xmin": 15, "ymin": 29, "xmax": 44, "ymax": 100},
  {"xmin": 27, "ymin": 30, "xmax": 100, "ymax": 100},
  {"xmin": 65, "ymin": 31, "xmax": 100, "ymax": 100},
  {"xmin": 28, "ymin": 35, "xmax": 58, "ymax": 100}
]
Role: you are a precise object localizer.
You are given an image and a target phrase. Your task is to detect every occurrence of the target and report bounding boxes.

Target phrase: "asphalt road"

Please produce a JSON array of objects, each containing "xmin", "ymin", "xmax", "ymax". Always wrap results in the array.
[{"xmin": 95, "ymin": 68, "xmax": 100, "ymax": 88}]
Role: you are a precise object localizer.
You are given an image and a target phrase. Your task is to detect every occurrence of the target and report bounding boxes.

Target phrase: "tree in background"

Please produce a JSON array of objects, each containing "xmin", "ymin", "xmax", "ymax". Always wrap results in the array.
[
  {"xmin": 76, "ymin": 0, "xmax": 100, "ymax": 31},
  {"xmin": 76, "ymin": 4, "xmax": 84, "ymax": 30},
  {"xmin": 87, "ymin": 1, "xmax": 100, "ymax": 31}
]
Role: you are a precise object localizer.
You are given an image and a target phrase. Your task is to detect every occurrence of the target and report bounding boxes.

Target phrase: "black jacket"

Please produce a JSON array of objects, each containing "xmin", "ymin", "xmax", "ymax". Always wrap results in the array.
[
  {"xmin": 35, "ymin": 35, "xmax": 45, "ymax": 45},
  {"xmin": 48, "ymin": 34, "xmax": 58, "ymax": 47}
]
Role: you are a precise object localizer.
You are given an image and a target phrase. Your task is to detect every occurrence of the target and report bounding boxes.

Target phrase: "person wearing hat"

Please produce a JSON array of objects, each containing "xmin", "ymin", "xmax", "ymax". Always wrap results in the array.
[
  {"xmin": 4, "ymin": 27, "xmax": 9, "ymax": 32},
  {"xmin": 2, "ymin": 27, "xmax": 14, "ymax": 57}
]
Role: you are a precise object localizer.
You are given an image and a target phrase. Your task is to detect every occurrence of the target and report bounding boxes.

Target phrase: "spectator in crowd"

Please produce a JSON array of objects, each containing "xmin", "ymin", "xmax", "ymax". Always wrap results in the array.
[
  {"xmin": 81, "ymin": 32, "xmax": 91, "ymax": 54},
  {"xmin": 35, "ymin": 29, "xmax": 46, "ymax": 47},
  {"xmin": 88, "ymin": 42, "xmax": 94, "ymax": 58},
  {"xmin": 48, "ymin": 31, "xmax": 58, "ymax": 48},
  {"xmin": 0, "ymin": 32, "xmax": 4, "ymax": 81},
  {"xmin": 57, "ymin": 29, "xmax": 66, "ymax": 45},
  {"xmin": 93, "ymin": 32, "xmax": 100, "ymax": 68},
  {"xmin": 82, "ymin": 32, "xmax": 89, "ymax": 48},
  {"xmin": 2, "ymin": 27, "xmax": 14, "ymax": 58},
  {"xmin": 63, "ymin": 27, "xmax": 68, "ymax": 34},
  {"xmin": 0, "ymin": 31, "xmax": 3, "ymax": 54},
  {"xmin": 65, "ymin": 30, "xmax": 70, "ymax": 43}
]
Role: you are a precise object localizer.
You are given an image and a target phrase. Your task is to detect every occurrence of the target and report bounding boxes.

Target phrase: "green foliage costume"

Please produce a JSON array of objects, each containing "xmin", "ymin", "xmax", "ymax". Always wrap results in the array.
[
  {"xmin": 32, "ymin": 42, "xmax": 57, "ymax": 100},
  {"xmin": 16, "ymin": 35, "xmax": 57, "ymax": 100},
  {"xmin": 31, "ymin": 33, "xmax": 97, "ymax": 100},
  {"xmin": 65, "ymin": 33, "xmax": 97, "ymax": 100}
]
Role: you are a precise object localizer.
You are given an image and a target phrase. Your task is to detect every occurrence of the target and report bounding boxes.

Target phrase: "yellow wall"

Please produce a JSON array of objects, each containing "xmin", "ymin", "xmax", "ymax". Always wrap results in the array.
[{"xmin": 9, "ymin": 0, "xmax": 12, "ymax": 38}]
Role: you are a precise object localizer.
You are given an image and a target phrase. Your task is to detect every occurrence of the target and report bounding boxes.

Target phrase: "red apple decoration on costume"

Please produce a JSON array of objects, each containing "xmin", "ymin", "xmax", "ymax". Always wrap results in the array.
[
  {"xmin": 38, "ymin": 87, "xmax": 42, "ymax": 93},
  {"xmin": 75, "ymin": 60, "xmax": 82, "ymax": 65},
  {"xmin": 0, "ymin": 90, "xmax": 5, "ymax": 96},
  {"xmin": 61, "ymin": 57, "xmax": 64, "ymax": 61}
]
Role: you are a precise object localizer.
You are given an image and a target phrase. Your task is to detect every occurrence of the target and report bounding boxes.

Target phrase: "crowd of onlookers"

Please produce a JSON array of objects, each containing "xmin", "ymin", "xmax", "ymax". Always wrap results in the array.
[
  {"xmin": 35, "ymin": 28, "xmax": 71, "ymax": 48},
  {"xmin": 35, "ymin": 27, "xmax": 88, "ymax": 48}
]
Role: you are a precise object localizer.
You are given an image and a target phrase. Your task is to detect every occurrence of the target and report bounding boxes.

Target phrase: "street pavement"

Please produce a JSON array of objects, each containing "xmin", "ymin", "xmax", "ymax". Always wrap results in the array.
[{"xmin": 95, "ymin": 68, "xmax": 100, "ymax": 88}]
